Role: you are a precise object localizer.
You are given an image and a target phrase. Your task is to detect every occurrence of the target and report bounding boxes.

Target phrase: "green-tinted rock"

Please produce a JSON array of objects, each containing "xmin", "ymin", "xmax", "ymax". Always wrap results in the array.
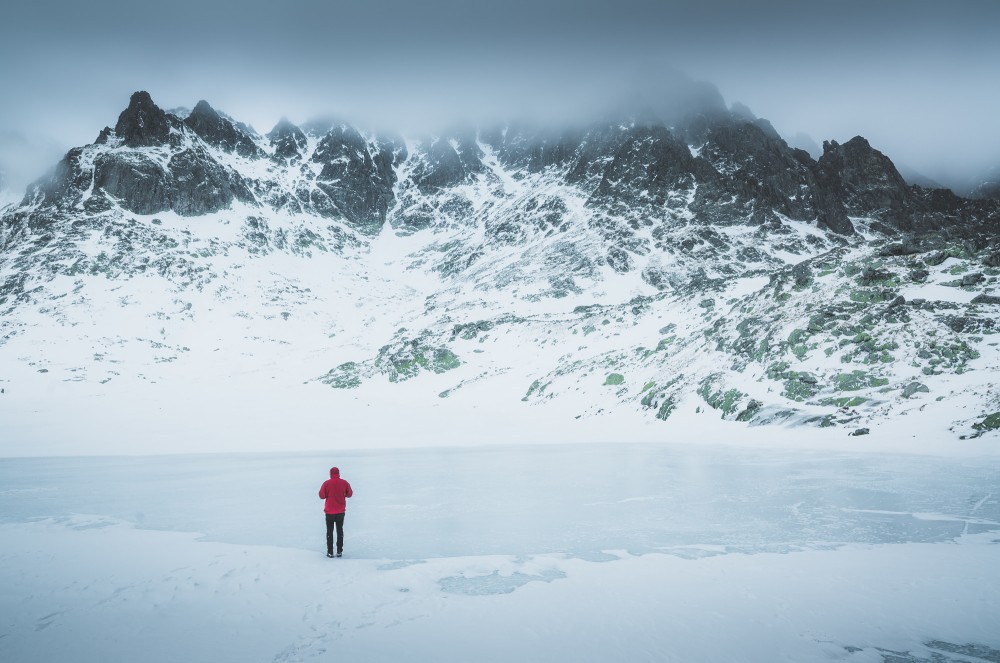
[
  {"xmin": 850, "ymin": 289, "xmax": 896, "ymax": 304},
  {"xmin": 833, "ymin": 370, "xmax": 889, "ymax": 392},
  {"xmin": 698, "ymin": 375, "xmax": 745, "ymax": 417},
  {"xmin": 320, "ymin": 362, "xmax": 362, "ymax": 389},
  {"xmin": 523, "ymin": 379, "xmax": 541, "ymax": 401},
  {"xmin": 656, "ymin": 337, "xmax": 676, "ymax": 352},
  {"xmin": 819, "ymin": 396, "xmax": 867, "ymax": 408},
  {"xmin": 656, "ymin": 397, "xmax": 676, "ymax": 421},
  {"xmin": 767, "ymin": 362, "xmax": 791, "ymax": 380},
  {"xmin": 736, "ymin": 399, "xmax": 763, "ymax": 422},
  {"xmin": 377, "ymin": 340, "xmax": 461, "ymax": 383},
  {"xmin": 783, "ymin": 378, "xmax": 818, "ymax": 402},
  {"xmin": 787, "ymin": 328, "xmax": 809, "ymax": 346},
  {"xmin": 973, "ymin": 412, "xmax": 1000, "ymax": 431}
]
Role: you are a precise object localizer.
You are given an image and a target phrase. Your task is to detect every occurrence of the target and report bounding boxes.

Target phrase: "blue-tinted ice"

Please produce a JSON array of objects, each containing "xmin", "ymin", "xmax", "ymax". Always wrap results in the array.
[{"xmin": 1, "ymin": 444, "xmax": 997, "ymax": 559}]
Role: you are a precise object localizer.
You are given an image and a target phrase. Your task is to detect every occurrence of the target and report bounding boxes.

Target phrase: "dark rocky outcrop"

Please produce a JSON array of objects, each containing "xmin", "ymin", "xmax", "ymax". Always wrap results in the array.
[
  {"xmin": 92, "ymin": 152, "xmax": 171, "ymax": 214},
  {"xmin": 811, "ymin": 137, "xmax": 912, "ymax": 234},
  {"xmin": 94, "ymin": 126, "xmax": 114, "ymax": 145},
  {"xmin": 15, "ymin": 147, "xmax": 92, "ymax": 212},
  {"xmin": 184, "ymin": 100, "xmax": 264, "ymax": 159},
  {"xmin": 565, "ymin": 123, "xmax": 636, "ymax": 188},
  {"xmin": 91, "ymin": 145, "xmax": 254, "ymax": 216},
  {"xmin": 698, "ymin": 120, "xmax": 818, "ymax": 223},
  {"xmin": 8, "ymin": 89, "xmax": 1000, "ymax": 254},
  {"xmin": 167, "ymin": 147, "xmax": 255, "ymax": 214},
  {"xmin": 14, "ymin": 92, "xmax": 257, "ymax": 217},
  {"xmin": 267, "ymin": 118, "xmax": 308, "ymax": 164},
  {"xmin": 310, "ymin": 124, "xmax": 399, "ymax": 234},
  {"xmin": 480, "ymin": 123, "xmax": 586, "ymax": 174},
  {"xmin": 590, "ymin": 125, "xmax": 712, "ymax": 212},
  {"xmin": 414, "ymin": 130, "xmax": 483, "ymax": 192},
  {"xmin": 114, "ymin": 91, "xmax": 176, "ymax": 148},
  {"xmin": 971, "ymin": 293, "xmax": 1000, "ymax": 305}
]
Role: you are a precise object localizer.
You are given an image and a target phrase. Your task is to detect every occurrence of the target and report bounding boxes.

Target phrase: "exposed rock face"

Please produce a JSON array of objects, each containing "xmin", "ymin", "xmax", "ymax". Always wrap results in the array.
[
  {"xmin": 4, "ymin": 89, "xmax": 1000, "ymax": 444},
  {"xmin": 91, "ymin": 146, "xmax": 254, "ymax": 216},
  {"xmin": 414, "ymin": 131, "xmax": 484, "ymax": 192},
  {"xmin": 184, "ymin": 100, "xmax": 264, "ymax": 159},
  {"xmin": 267, "ymin": 118, "xmax": 307, "ymax": 164},
  {"xmin": 592, "ymin": 125, "xmax": 708, "ymax": 211},
  {"xmin": 811, "ymin": 137, "xmax": 914, "ymax": 233},
  {"xmin": 167, "ymin": 147, "xmax": 255, "ymax": 215},
  {"xmin": 480, "ymin": 123, "xmax": 585, "ymax": 174},
  {"xmin": 697, "ymin": 120, "xmax": 817, "ymax": 224},
  {"xmin": 18, "ymin": 93, "xmax": 256, "ymax": 218},
  {"xmin": 114, "ymin": 91, "xmax": 176, "ymax": 148},
  {"xmin": 310, "ymin": 124, "xmax": 399, "ymax": 234},
  {"xmin": 26, "ymin": 147, "xmax": 92, "ymax": 210},
  {"xmin": 8, "ymin": 89, "xmax": 1000, "ymax": 252},
  {"xmin": 92, "ymin": 152, "xmax": 171, "ymax": 214}
]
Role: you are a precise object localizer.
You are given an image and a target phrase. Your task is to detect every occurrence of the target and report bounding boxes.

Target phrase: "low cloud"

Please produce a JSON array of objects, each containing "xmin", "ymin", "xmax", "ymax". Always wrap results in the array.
[{"xmin": 1, "ymin": 0, "xmax": 998, "ymax": 192}]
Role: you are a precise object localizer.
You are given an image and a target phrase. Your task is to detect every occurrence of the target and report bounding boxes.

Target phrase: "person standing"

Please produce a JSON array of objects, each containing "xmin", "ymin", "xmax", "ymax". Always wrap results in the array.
[{"xmin": 318, "ymin": 466, "xmax": 353, "ymax": 558}]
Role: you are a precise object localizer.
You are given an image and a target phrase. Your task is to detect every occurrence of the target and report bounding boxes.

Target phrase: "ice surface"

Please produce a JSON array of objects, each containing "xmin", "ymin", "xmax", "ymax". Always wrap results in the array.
[
  {"xmin": 2, "ymin": 444, "xmax": 998, "ymax": 663},
  {"xmin": 1, "ymin": 443, "xmax": 997, "ymax": 558}
]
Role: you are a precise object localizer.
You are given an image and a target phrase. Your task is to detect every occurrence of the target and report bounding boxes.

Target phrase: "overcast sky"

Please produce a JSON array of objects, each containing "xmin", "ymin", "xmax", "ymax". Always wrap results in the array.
[{"xmin": 1, "ymin": 0, "xmax": 998, "ymax": 188}]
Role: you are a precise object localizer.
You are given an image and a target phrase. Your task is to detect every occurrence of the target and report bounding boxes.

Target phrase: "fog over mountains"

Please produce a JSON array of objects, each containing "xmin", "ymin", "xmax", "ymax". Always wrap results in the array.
[
  {"xmin": 1, "ymin": 86, "xmax": 998, "ymax": 453},
  {"xmin": 3, "ymin": 0, "xmax": 1000, "ymax": 191}
]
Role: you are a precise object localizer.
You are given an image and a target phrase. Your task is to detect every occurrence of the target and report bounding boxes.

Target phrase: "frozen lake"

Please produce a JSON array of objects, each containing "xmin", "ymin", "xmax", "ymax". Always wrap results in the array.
[
  {"xmin": 2, "ymin": 442, "xmax": 1000, "ymax": 663},
  {"xmin": 2, "ymin": 443, "xmax": 997, "ymax": 559}
]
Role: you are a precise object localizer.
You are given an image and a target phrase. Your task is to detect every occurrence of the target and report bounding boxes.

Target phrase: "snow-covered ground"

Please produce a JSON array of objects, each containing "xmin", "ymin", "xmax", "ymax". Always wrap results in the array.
[{"xmin": 2, "ymin": 444, "xmax": 998, "ymax": 662}]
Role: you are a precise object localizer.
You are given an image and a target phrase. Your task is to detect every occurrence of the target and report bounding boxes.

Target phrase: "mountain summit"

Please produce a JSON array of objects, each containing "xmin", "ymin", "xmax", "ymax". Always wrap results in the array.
[
  {"xmin": 1, "ymin": 91, "xmax": 998, "ymax": 450},
  {"xmin": 114, "ymin": 90, "xmax": 174, "ymax": 148}
]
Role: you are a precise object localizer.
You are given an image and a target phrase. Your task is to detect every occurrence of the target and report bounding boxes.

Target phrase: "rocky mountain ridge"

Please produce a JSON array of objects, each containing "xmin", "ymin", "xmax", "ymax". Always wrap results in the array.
[{"xmin": 1, "ymin": 90, "xmax": 998, "ymax": 448}]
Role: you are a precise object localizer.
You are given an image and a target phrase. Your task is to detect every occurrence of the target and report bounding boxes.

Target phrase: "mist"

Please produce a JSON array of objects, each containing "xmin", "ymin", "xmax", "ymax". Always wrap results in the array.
[{"xmin": 1, "ymin": 0, "xmax": 998, "ymax": 193}]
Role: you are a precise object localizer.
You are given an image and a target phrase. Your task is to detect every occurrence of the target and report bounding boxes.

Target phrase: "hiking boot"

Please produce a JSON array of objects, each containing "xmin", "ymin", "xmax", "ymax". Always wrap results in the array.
[
  {"xmin": 326, "ymin": 552, "xmax": 334, "ymax": 558},
  {"xmin": 336, "ymin": 552, "xmax": 342, "ymax": 558}
]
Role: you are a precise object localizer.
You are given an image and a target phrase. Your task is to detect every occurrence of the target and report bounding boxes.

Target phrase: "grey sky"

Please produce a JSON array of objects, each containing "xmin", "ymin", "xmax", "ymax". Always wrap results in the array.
[{"xmin": 1, "ymin": 0, "xmax": 998, "ymax": 189}]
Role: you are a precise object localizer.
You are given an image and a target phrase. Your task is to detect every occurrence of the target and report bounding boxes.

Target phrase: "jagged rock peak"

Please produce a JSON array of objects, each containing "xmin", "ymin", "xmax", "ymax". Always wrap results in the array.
[
  {"xmin": 267, "ymin": 117, "xmax": 308, "ymax": 164},
  {"xmin": 819, "ymin": 136, "xmax": 907, "ymax": 188},
  {"xmin": 812, "ymin": 135, "xmax": 916, "ymax": 233},
  {"xmin": 184, "ymin": 100, "xmax": 263, "ymax": 159},
  {"xmin": 413, "ymin": 130, "xmax": 484, "ymax": 192},
  {"xmin": 268, "ymin": 116, "xmax": 300, "ymax": 136},
  {"xmin": 189, "ymin": 99, "xmax": 220, "ymax": 121},
  {"xmin": 184, "ymin": 100, "xmax": 225, "ymax": 140},
  {"xmin": 94, "ymin": 126, "xmax": 114, "ymax": 145},
  {"xmin": 114, "ymin": 91, "xmax": 172, "ymax": 148}
]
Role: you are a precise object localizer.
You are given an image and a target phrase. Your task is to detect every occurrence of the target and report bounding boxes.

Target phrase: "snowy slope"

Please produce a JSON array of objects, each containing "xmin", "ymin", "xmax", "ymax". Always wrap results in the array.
[{"xmin": 1, "ymin": 92, "xmax": 999, "ymax": 455}]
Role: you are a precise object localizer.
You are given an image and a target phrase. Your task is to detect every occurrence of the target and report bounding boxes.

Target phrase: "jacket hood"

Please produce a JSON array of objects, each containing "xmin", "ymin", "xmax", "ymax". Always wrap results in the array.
[{"xmin": 330, "ymin": 467, "xmax": 340, "ymax": 478}]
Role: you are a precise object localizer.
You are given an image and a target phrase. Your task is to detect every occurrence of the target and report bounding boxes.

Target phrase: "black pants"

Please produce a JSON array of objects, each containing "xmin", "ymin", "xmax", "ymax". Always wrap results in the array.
[{"xmin": 325, "ymin": 512, "xmax": 345, "ymax": 554}]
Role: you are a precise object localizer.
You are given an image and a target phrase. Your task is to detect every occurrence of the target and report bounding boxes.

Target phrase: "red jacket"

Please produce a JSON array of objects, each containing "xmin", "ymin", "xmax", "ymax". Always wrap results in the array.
[{"xmin": 319, "ymin": 467, "xmax": 353, "ymax": 514}]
